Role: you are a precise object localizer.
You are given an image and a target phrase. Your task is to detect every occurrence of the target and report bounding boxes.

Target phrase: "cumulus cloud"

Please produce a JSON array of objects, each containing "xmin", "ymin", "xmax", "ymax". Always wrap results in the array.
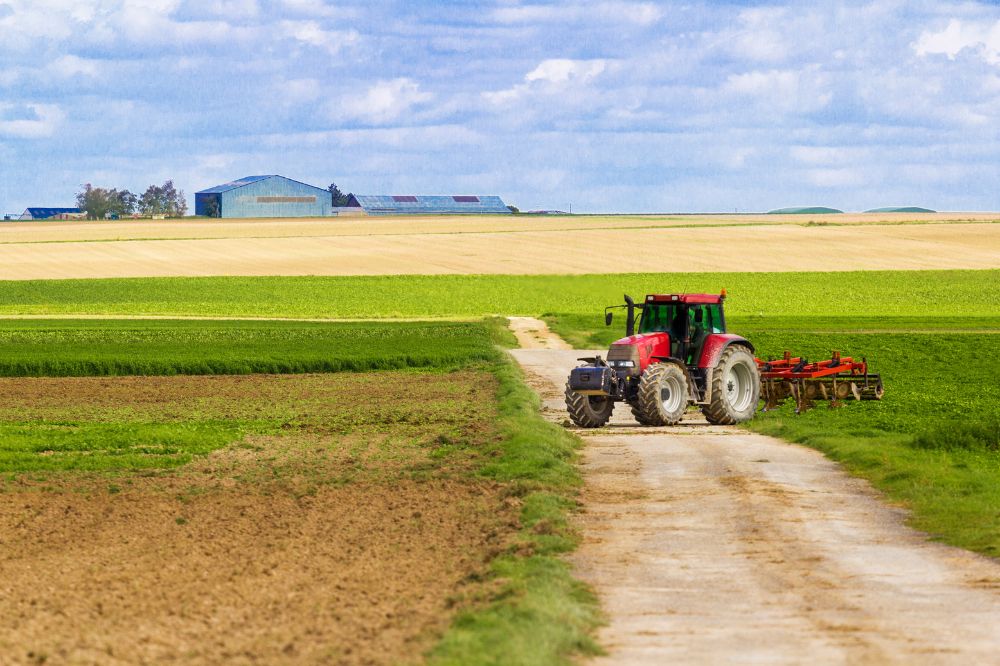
[
  {"xmin": 485, "ymin": 58, "xmax": 608, "ymax": 105},
  {"xmin": 913, "ymin": 18, "xmax": 1000, "ymax": 65},
  {"xmin": 47, "ymin": 55, "xmax": 100, "ymax": 78},
  {"xmin": 281, "ymin": 20, "xmax": 360, "ymax": 55},
  {"xmin": 492, "ymin": 2, "xmax": 662, "ymax": 26},
  {"xmin": 0, "ymin": 103, "xmax": 64, "ymax": 138},
  {"xmin": 723, "ymin": 67, "xmax": 832, "ymax": 114},
  {"xmin": 335, "ymin": 78, "xmax": 433, "ymax": 125}
]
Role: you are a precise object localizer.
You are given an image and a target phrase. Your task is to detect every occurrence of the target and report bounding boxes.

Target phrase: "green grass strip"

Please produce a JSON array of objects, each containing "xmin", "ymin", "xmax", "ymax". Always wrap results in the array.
[
  {"xmin": 0, "ymin": 269, "xmax": 995, "ymax": 319},
  {"xmin": 0, "ymin": 319, "xmax": 500, "ymax": 377}
]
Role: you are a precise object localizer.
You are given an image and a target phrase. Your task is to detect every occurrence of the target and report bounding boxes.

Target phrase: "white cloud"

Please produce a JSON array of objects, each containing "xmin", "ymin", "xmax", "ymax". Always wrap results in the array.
[
  {"xmin": 281, "ymin": 20, "xmax": 359, "ymax": 54},
  {"xmin": 206, "ymin": 0, "xmax": 259, "ymax": 16},
  {"xmin": 526, "ymin": 59, "xmax": 606, "ymax": 84},
  {"xmin": 723, "ymin": 67, "xmax": 832, "ymax": 113},
  {"xmin": 336, "ymin": 78, "xmax": 433, "ymax": 125},
  {"xmin": 283, "ymin": 78, "xmax": 322, "ymax": 104},
  {"xmin": 485, "ymin": 58, "xmax": 608, "ymax": 105},
  {"xmin": 492, "ymin": 2, "xmax": 661, "ymax": 26},
  {"xmin": 279, "ymin": 0, "xmax": 359, "ymax": 19},
  {"xmin": 47, "ymin": 54, "xmax": 100, "ymax": 78},
  {"xmin": 914, "ymin": 18, "xmax": 1000, "ymax": 65},
  {"xmin": 0, "ymin": 103, "xmax": 64, "ymax": 138}
]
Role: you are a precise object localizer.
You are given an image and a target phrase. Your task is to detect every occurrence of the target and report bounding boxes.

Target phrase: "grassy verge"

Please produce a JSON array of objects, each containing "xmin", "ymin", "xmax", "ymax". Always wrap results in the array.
[
  {"xmin": 430, "ymin": 357, "xmax": 602, "ymax": 665},
  {"xmin": 0, "ymin": 270, "xmax": 995, "ymax": 319}
]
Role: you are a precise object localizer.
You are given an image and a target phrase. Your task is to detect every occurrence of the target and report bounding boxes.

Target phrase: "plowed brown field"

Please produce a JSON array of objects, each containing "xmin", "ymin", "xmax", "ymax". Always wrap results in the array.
[
  {"xmin": 0, "ymin": 372, "xmax": 516, "ymax": 665},
  {"xmin": 0, "ymin": 214, "xmax": 996, "ymax": 279}
]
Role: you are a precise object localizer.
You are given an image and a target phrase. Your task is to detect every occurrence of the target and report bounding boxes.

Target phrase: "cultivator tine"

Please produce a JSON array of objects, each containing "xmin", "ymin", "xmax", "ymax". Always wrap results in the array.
[{"xmin": 793, "ymin": 380, "xmax": 814, "ymax": 414}]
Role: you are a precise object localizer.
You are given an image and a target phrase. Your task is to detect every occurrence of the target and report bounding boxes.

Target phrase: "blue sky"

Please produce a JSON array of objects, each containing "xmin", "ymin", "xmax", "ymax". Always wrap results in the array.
[{"xmin": 1, "ymin": 0, "xmax": 999, "ymax": 213}]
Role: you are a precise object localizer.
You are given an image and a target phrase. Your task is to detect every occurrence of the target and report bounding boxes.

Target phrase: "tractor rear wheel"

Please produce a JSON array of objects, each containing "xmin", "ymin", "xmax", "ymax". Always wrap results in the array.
[
  {"xmin": 635, "ymin": 362, "xmax": 688, "ymax": 426},
  {"xmin": 565, "ymin": 383, "xmax": 615, "ymax": 428},
  {"xmin": 703, "ymin": 345, "xmax": 760, "ymax": 424}
]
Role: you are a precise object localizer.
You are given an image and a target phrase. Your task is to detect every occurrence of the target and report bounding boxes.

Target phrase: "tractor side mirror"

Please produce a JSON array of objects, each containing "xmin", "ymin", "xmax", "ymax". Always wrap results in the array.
[{"xmin": 605, "ymin": 311, "xmax": 613, "ymax": 326}]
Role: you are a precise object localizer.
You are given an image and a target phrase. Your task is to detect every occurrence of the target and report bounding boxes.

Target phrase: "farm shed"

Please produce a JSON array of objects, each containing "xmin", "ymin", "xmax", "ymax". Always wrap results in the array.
[
  {"xmin": 195, "ymin": 175, "xmax": 333, "ymax": 218},
  {"xmin": 346, "ymin": 195, "xmax": 511, "ymax": 215},
  {"xmin": 18, "ymin": 207, "xmax": 84, "ymax": 220}
]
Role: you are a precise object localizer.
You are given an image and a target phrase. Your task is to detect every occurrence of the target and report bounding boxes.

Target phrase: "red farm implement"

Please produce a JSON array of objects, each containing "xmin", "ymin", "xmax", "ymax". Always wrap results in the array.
[{"xmin": 758, "ymin": 351, "xmax": 884, "ymax": 413}]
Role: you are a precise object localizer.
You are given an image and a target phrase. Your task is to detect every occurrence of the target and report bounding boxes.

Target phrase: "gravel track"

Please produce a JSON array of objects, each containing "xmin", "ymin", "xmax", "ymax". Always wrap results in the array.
[{"xmin": 510, "ymin": 321, "xmax": 1000, "ymax": 665}]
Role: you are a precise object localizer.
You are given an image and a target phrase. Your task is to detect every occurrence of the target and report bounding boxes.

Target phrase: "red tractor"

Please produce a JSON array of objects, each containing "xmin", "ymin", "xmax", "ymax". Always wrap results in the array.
[
  {"xmin": 566, "ymin": 292, "xmax": 883, "ymax": 427},
  {"xmin": 566, "ymin": 292, "xmax": 759, "ymax": 427}
]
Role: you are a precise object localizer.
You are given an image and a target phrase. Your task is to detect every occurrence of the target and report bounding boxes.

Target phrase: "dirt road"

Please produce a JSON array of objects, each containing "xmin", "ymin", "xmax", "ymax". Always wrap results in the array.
[
  {"xmin": 0, "ymin": 220, "xmax": 997, "ymax": 279},
  {"xmin": 510, "ymin": 323, "xmax": 1000, "ymax": 664}
]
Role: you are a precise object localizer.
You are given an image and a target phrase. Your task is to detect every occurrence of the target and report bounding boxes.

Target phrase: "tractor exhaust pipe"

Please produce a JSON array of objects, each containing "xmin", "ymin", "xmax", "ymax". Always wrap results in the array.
[{"xmin": 624, "ymin": 294, "xmax": 637, "ymax": 337}]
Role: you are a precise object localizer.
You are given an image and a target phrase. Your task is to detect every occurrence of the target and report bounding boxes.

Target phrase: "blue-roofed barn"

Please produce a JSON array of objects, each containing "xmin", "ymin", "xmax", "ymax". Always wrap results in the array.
[
  {"xmin": 346, "ymin": 194, "xmax": 511, "ymax": 215},
  {"xmin": 18, "ymin": 207, "xmax": 84, "ymax": 220},
  {"xmin": 195, "ymin": 175, "xmax": 333, "ymax": 218}
]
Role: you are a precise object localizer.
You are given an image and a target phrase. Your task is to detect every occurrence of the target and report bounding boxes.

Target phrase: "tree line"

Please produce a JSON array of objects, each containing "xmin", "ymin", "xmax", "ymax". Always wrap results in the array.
[{"xmin": 76, "ymin": 180, "xmax": 187, "ymax": 220}]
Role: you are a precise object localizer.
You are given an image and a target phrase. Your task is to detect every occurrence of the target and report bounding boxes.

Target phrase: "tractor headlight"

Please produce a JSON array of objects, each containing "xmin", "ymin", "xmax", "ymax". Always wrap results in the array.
[{"xmin": 611, "ymin": 360, "xmax": 635, "ymax": 368}]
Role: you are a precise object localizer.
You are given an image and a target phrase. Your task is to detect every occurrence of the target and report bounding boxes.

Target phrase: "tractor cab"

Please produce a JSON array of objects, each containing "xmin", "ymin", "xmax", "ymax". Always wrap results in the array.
[{"xmin": 636, "ymin": 294, "xmax": 727, "ymax": 364}]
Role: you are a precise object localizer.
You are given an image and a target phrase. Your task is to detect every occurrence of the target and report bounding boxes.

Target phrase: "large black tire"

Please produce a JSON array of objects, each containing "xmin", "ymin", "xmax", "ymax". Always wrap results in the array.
[
  {"xmin": 635, "ymin": 363, "xmax": 688, "ymax": 426},
  {"xmin": 629, "ymin": 400, "xmax": 659, "ymax": 426},
  {"xmin": 565, "ymin": 382, "xmax": 615, "ymax": 428},
  {"xmin": 702, "ymin": 345, "xmax": 760, "ymax": 425}
]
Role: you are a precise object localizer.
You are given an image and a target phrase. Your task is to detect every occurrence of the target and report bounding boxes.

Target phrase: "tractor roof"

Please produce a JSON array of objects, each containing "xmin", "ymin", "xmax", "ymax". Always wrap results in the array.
[{"xmin": 644, "ymin": 293, "xmax": 723, "ymax": 305}]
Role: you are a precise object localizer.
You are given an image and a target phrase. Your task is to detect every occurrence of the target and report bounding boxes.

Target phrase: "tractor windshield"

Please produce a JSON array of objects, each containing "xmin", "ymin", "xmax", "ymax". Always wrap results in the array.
[{"xmin": 638, "ymin": 304, "xmax": 685, "ymax": 337}]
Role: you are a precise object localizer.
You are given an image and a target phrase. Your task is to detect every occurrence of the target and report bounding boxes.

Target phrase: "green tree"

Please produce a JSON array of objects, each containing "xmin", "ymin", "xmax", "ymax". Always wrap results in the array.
[
  {"xmin": 76, "ymin": 184, "xmax": 113, "ymax": 220},
  {"xmin": 140, "ymin": 180, "xmax": 188, "ymax": 217},
  {"xmin": 115, "ymin": 189, "xmax": 137, "ymax": 217},
  {"xmin": 328, "ymin": 182, "xmax": 350, "ymax": 207}
]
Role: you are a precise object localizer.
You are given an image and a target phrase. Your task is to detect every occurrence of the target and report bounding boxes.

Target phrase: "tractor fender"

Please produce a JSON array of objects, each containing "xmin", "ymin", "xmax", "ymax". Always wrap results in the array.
[{"xmin": 697, "ymin": 334, "xmax": 755, "ymax": 369}]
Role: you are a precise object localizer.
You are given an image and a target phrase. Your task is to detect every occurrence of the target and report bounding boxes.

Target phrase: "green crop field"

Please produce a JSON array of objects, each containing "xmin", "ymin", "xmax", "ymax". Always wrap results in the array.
[
  {"xmin": 0, "ymin": 269, "xmax": 995, "ymax": 321},
  {"xmin": 0, "ymin": 318, "xmax": 503, "ymax": 376}
]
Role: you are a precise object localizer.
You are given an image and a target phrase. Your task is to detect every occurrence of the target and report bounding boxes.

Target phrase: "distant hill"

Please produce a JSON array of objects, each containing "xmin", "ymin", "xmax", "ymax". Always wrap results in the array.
[
  {"xmin": 863, "ymin": 207, "xmax": 936, "ymax": 213},
  {"xmin": 767, "ymin": 206, "xmax": 843, "ymax": 214}
]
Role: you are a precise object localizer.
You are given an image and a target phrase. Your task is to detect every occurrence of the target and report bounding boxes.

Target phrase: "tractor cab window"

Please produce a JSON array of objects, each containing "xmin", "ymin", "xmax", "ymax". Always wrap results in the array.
[
  {"xmin": 637, "ymin": 304, "xmax": 681, "ymax": 335},
  {"xmin": 686, "ymin": 304, "xmax": 724, "ymax": 363}
]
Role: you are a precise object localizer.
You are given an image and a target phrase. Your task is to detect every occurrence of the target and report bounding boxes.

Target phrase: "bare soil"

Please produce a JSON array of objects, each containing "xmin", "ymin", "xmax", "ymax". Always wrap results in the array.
[
  {"xmin": 0, "ymin": 216, "xmax": 997, "ymax": 279},
  {"xmin": 0, "ymin": 372, "xmax": 516, "ymax": 665},
  {"xmin": 510, "ymin": 320, "xmax": 1000, "ymax": 665}
]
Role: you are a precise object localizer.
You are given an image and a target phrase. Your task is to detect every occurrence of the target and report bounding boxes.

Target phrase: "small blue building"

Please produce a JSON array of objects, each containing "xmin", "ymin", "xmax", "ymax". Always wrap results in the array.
[
  {"xmin": 195, "ymin": 175, "xmax": 333, "ymax": 218},
  {"xmin": 18, "ymin": 207, "xmax": 84, "ymax": 220},
  {"xmin": 346, "ymin": 194, "xmax": 511, "ymax": 215}
]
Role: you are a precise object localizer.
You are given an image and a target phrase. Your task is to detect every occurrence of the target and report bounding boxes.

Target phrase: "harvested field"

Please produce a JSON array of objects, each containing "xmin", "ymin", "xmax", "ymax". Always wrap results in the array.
[
  {"xmin": 0, "ymin": 220, "xmax": 997, "ymax": 279},
  {"xmin": 0, "ymin": 372, "xmax": 517, "ymax": 664},
  {"xmin": 0, "ymin": 212, "xmax": 996, "ymax": 245}
]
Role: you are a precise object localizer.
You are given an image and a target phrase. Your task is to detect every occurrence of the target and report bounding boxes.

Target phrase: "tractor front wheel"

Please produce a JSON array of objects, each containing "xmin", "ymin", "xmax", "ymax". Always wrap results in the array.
[
  {"xmin": 635, "ymin": 362, "xmax": 689, "ymax": 426},
  {"xmin": 703, "ymin": 345, "xmax": 760, "ymax": 425},
  {"xmin": 565, "ymin": 383, "xmax": 615, "ymax": 428}
]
